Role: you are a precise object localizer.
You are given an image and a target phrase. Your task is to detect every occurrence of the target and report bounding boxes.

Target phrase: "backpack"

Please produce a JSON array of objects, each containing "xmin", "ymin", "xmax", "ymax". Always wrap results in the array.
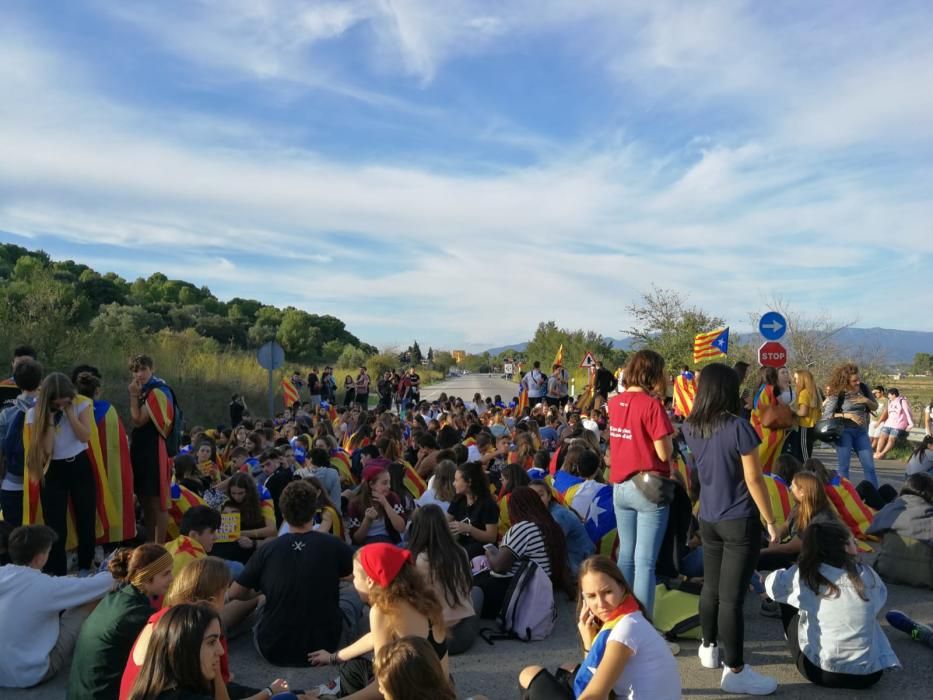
[
  {"xmin": 480, "ymin": 558, "xmax": 556, "ymax": 643},
  {"xmin": 1, "ymin": 406, "xmax": 28, "ymax": 478},
  {"xmin": 652, "ymin": 580, "xmax": 702, "ymax": 640}
]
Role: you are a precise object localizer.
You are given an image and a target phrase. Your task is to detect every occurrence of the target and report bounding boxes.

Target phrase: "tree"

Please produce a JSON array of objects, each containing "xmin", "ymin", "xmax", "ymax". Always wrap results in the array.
[
  {"xmin": 337, "ymin": 344, "xmax": 369, "ymax": 369},
  {"xmin": 432, "ymin": 351, "xmax": 453, "ymax": 375},
  {"xmin": 278, "ymin": 308, "xmax": 322, "ymax": 360},
  {"xmin": 411, "ymin": 341, "xmax": 423, "ymax": 364},
  {"xmin": 626, "ymin": 287, "xmax": 724, "ymax": 370},
  {"xmin": 911, "ymin": 353, "xmax": 933, "ymax": 375},
  {"xmin": 427, "ymin": 347, "xmax": 434, "ymax": 362}
]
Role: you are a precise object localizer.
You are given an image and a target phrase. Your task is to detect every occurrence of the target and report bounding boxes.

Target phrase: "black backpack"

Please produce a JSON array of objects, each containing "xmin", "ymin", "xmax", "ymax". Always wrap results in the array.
[{"xmin": 1, "ymin": 406, "xmax": 28, "ymax": 479}]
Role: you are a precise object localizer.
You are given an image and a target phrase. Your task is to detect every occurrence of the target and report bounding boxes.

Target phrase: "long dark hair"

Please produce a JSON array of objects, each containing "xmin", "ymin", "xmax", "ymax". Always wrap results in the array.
[
  {"xmin": 226, "ymin": 472, "xmax": 263, "ymax": 529},
  {"xmin": 128, "ymin": 603, "xmax": 220, "ymax": 700},
  {"xmin": 407, "ymin": 505, "xmax": 472, "ymax": 608},
  {"xmin": 798, "ymin": 521, "xmax": 867, "ymax": 601},
  {"xmin": 507, "ymin": 487, "xmax": 573, "ymax": 595},
  {"xmin": 686, "ymin": 363, "xmax": 741, "ymax": 438},
  {"xmin": 901, "ymin": 472, "xmax": 933, "ymax": 504},
  {"xmin": 910, "ymin": 435, "xmax": 933, "ymax": 466},
  {"xmin": 456, "ymin": 462, "xmax": 491, "ymax": 504}
]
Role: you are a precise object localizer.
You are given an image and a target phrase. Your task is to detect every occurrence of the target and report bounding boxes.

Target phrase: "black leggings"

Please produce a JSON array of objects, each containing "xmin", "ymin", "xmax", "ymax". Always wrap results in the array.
[
  {"xmin": 41, "ymin": 453, "xmax": 97, "ymax": 576},
  {"xmin": 521, "ymin": 667, "xmax": 576, "ymax": 700},
  {"xmin": 855, "ymin": 482, "xmax": 898, "ymax": 511},
  {"xmin": 699, "ymin": 517, "xmax": 761, "ymax": 668},
  {"xmin": 780, "ymin": 605, "xmax": 883, "ymax": 689}
]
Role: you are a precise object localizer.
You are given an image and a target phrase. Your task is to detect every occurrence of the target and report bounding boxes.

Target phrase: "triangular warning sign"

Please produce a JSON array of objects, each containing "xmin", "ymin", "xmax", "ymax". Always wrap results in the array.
[{"xmin": 579, "ymin": 351, "xmax": 597, "ymax": 368}]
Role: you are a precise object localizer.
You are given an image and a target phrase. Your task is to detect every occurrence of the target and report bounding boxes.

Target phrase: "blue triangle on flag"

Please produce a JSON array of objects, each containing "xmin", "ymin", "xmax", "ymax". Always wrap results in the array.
[{"xmin": 712, "ymin": 328, "xmax": 729, "ymax": 354}]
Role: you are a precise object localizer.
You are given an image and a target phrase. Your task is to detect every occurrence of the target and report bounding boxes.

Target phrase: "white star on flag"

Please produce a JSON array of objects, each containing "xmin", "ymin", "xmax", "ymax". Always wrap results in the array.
[{"xmin": 588, "ymin": 500, "xmax": 606, "ymax": 525}]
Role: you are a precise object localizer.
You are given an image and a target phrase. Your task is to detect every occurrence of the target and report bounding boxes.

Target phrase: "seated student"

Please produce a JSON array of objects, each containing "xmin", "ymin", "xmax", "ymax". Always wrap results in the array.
[
  {"xmin": 164, "ymin": 505, "xmax": 240, "ymax": 578},
  {"xmin": 228, "ymin": 480, "xmax": 361, "ymax": 667},
  {"xmin": 69, "ymin": 544, "xmax": 175, "ymax": 700},
  {"xmin": 263, "ymin": 448, "xmax": 297, "ymax": 528},
  {"xmin": 347, "ymin": 466, "xmax": 407, "ymax": 546},
  {"xmin": 474, "ymin": 487, "xmax": 572, "ymax": 620},
  {"xmin": 416, "ymin": 459, "xmax": 456, "ymax": 512},
  {"xmin": 173, "ymin": 453, "xmax": 206, "ymax": 497},
  {"xmin": 387, "ymin": 460, "xmax": 418, "ymax": 515},
  {"xmin": 194, "ymin": 439, "xmax": 222, "ymax": 488},
  {"xmin": 297, "ymin": 447, "xmax": 342, "ymax": 510},
  {"xmin": 518, "ymin": 555, "xmax": 681, "ymax": 700},
  {"xmin": 446, "ymin": 461, "xmax": 499, "ymax": 559},
  {"xmin": 212, "ymin": 473, "xmax": 277, "ymax": 564},
  {"xmin": 120, "ymin": 557, "xmax": 273, "ymax": 700},
  {"xmin": 906, "ymin": 435, "xmax": 933, "ymax": 477},
  {"xmin": 280, "ymin": 478, "xmax": 346, "ymax": 542},
  {"xmin": 529, "ymin": 480, "xmax": 595, "ymax": 578},
  {"xmin": 408, "ymin": 505, "xmax": 479, "ymax": 655},
  {"xmin": 374, "ymin": 637, "xmax": 460, "ymax": 700},
  {"xmin": 0, "ymin": 525, "xmax": 114, "ymax": 689},
  {"xmin": 765, "ymin": 521, "xmax": 900, "ymax": 689},
  {"xmin": 308, "ymin": 543, "xmax": 447, "ymax": 700},
  {"xmin": 866, "ymin": 473, "xmax": 933, "ymax": 588}
]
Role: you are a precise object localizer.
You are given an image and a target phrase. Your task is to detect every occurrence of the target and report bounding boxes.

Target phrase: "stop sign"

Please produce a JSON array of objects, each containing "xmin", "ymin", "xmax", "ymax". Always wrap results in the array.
[{"xmin": 758, "ymin": 341, "xmax": 787, "ymax": 368}]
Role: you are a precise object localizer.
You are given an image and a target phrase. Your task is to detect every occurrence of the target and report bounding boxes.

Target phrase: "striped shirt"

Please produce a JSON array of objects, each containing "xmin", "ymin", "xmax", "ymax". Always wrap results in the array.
[{"xmin": 502, "ymin": 521, "xmax": 551, "ymax": 577}]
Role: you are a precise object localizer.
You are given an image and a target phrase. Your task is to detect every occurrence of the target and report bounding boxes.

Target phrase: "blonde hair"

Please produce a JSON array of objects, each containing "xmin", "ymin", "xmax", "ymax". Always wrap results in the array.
[
  {"xmin": 794, "ymin": 369, "xmax": 820, "ymax": 411},
  {"xmin": 164, "ymin": 557, "xmax": 230, "ymax": 607},
  {"xmin": 26, "ymin": 373, "xmax": 76, "ymax": 482},
  {"xmin": 374, "ymin": 636, "xmax": 455, "ymax": 700}
]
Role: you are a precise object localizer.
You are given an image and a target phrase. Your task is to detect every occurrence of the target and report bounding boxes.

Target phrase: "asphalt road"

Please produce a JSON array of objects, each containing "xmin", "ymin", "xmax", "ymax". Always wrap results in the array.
[{"xmin": 10, "ymin": 378, "xmax": 932, "ymax": 699}]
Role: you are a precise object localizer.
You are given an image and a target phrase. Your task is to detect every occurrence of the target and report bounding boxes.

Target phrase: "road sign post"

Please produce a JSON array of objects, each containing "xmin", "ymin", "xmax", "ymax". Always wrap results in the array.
[
  {"xmin": 758, "ymin": 341, "xmax": 787, "ymax": 368},
  {"xmin": 580, "ymin": 351, "xmax": 596, "ymax": 369},
  {"xmin": 257, "ymin": 341, "xmax": 286, "ymax": 417}
]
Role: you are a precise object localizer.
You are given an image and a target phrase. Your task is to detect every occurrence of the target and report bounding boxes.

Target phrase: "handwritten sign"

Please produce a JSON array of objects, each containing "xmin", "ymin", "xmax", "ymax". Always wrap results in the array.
[{"xmin": 215, "ymin": 512, "xmax": 241, "ymax": 543}]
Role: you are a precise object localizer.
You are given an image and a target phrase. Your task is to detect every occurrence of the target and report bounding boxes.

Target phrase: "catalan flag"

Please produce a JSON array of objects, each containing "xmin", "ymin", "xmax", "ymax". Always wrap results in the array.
[
  {"xmin": 167, "ymin": 483, "xmax": 205, "ymax": 540},
  {"xmin": 515, "ymin": 385, "xmax": 528, "ymax": 416},
  {"xmin": 692, "ymin": 327, "xmax": 729, "ymax": 364},
  {"xmin": 165, "ymin": 534, "xmax": 207, "ymax": 577},
  {"xmin": 282, "ymin": 378, "xmax": 300, "ymax": 408},
  {"xmin": 329, "ymin": 449, "xmax": 356, "ymax": 487},
  {"xmin": 143, "ymin": 382, "xmax": 175, "ymax": 510},
  {"xmin": 825, "ymin": 475, "xmax": 876, "ymax": 549},
  {"xmin": 673, "ymin": 372, "xmax": 697, "ymax": 418},
  {"xmin": 553, "ymin": 344, "xmax": 564, "ymax": 367},
  {"xmin": 400, "ymin": 460, "xmax": 426, "ymax": 500},
  {"xmin": 92, "ymin": 400, "xmax": 135, "ymax": 543}
]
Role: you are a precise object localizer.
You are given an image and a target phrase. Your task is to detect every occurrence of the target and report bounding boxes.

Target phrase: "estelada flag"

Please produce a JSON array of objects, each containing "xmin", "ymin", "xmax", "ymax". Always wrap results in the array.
[
  {"xmin": 515, "ymin": 385, "xmax": 528, "ymax": 416},
  {"xmin": 400, "ymin": 460, "xmax": 426, "ymax": 499},
  {"xmin": 92, "ymin": 400, "xmax": 135, "ymax": 543},
  {"xmin": 143, "ymin": 382, "xmax": 175, "ymax": 510},
  {"xmin": 553, "ymin": 344, "xmax": 564, "ymax": 368},
  {"xmin": 673, "ymin": 373, "xmax": 697, "ymax": 418},
  {"xmin": 282, "ymin": 378, "xmax": 300, "ymax": 408},
  {"xmin": 693, "ymin": 327, "xmax": 729, "ymax": 364},
  {"xmin": 167, "ymin": 482, "xmax": 205, "ymax": 541}
]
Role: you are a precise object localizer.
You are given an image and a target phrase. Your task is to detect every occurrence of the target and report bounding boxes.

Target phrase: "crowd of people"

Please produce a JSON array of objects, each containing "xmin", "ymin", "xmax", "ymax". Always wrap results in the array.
[{"xmin": 0, "ymin": 342, "xmax": 930, "ymax": 698}]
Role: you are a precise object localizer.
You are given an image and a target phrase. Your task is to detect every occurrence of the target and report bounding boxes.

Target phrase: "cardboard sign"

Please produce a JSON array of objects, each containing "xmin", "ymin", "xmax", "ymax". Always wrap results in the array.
[{"xmin": 215, "ymin": 512, "xmax": 241, "ymax": 543}]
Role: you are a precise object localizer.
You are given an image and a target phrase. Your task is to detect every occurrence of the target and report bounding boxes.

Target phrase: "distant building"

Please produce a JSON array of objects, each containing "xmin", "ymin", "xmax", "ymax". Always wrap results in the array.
[{"xmin": 452, "ymin": 350, "xmax": 466, "ymax": 364}]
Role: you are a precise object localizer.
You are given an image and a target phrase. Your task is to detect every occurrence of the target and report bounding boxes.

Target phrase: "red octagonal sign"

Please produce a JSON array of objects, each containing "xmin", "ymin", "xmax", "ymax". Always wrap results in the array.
[{"xmin": 758, "ymin": 341, "xmax": 787, "ymax": 368}]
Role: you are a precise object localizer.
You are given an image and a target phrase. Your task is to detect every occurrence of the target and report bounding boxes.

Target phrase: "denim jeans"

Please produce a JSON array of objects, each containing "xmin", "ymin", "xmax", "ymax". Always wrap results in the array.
[
  {"xmin": 836, "ymin": 426, "xmax": 877, "ymax": 487},
  {"xmin": 612, "ymin": 480, "xmax": 670, "ymax": 616}
]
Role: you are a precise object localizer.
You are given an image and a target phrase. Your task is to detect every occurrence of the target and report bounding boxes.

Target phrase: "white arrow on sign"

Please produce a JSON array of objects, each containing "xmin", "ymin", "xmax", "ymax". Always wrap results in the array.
[{"xmin": 761, "ymin": 319, "xmax": 784, "ymax": 334}]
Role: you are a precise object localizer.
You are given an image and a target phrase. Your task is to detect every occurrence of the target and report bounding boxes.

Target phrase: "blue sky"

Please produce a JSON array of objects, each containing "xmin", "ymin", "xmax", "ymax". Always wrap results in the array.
[{"xmin": 1, "ymin": 1, "xmax": 931, "ymax": 352}]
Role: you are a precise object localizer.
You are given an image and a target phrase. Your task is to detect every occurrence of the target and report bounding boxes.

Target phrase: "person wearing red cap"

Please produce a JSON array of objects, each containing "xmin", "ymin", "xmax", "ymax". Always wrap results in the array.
[
  {"xmin": 347, "ymin": 466, "xmax": 407, "ymax": 546},
  {"xmin": 309, "ymin": 543, "xmax": 447, "ymax": 699}
]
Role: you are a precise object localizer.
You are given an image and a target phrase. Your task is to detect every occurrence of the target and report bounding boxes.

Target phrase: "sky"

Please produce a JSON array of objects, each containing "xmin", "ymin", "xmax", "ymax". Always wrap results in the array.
[{"xmin": 1, "ymin": 1, "xmax": 931, "ymax": 352}]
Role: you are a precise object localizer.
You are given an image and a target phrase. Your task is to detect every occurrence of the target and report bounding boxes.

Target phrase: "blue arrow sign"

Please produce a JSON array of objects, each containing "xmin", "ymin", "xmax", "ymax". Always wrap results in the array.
[{"xmin": 758, "ymin": 311, "xmax": 787, "ymax": 341}]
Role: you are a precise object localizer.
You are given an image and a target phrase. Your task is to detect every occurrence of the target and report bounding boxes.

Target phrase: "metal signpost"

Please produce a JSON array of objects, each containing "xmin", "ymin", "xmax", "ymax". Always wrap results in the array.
[{"xmin": 256, "ymin": 341, "xmax": 286, "ymax": 417}]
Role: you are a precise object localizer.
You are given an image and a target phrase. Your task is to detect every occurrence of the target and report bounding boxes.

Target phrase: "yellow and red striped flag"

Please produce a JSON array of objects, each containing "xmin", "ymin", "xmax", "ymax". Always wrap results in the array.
[
  {"xmin": 282, "ymin": 378, "xmax": 300, "ymax": 408},
  {"xmin": 673, "ymin": 373, "xmax": 697, "ymax": 417},
  {"xmin": 515, "ymin": 385, "xmax": 528, "ymax": 415},
  {"xmin": 553, "ymin": 344, "xmax": 564, "ymax": 367},
  {"xmin": 692, "ymin": 327, "xmax": 729, "ymax": 364}
]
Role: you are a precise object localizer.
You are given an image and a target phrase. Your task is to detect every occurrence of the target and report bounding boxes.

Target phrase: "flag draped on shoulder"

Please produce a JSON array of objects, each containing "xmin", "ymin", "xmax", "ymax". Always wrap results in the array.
[
  {"xmin": 282, "ymin": 378, "xmax": 300, "ymax": 408},
  {"xmin": 673, "ymin": 373, "xmax": 697, "ymax": 418},
  {"xmin": 693, "ymin": 327, "xmax": 729, "ymax": 364}
]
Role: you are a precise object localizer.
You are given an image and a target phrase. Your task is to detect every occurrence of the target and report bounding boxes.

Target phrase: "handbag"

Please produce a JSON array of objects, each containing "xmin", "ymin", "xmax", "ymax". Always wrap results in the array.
[
  {"xmin": 631, "ymin": 470, "xmax": 677, "ymax": 505},
  {"xmin": 814, "ymin": 393, "xmax": 848, "ymax": 444},
  {"xmin": 761, "ymin": 402, "xmax": 795, "ymax": 430}
]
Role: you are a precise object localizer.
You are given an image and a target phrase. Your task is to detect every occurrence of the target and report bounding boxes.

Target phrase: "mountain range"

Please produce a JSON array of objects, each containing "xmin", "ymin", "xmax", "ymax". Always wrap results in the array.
[{"xmin": 485, "ymin": 327, "xmax": 932, "ymax": 365}]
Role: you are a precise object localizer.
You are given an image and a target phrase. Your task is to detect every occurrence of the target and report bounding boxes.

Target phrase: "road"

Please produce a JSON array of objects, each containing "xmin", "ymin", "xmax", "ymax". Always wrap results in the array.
[
  {"xmin": 10, "ymin": 379, "xmax": 932, "ymax": 700},
  {"xmin": 421, "ymin": 373, "xmax": 521, "ymax": 403}
]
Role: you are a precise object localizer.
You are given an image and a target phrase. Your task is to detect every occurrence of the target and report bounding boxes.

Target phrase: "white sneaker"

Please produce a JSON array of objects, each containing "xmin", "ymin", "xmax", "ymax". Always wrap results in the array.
[
  {"xmin": 721, "ymin": 664, "xmax": 778, "ymax": 695},
  {"xmin": 698, "ymin": 642, "xmax": 720, "ymax": 669}
]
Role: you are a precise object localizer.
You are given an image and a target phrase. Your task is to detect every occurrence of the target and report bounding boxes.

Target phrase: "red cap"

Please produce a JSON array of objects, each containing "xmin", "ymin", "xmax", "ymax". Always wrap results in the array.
[
  {"xmin": 358, "ymin": 543, "xmax": 411, "ymax": 587},
  {"xmin": 361, "ymin": 465, "xmax": 387, "ymax": 483}
]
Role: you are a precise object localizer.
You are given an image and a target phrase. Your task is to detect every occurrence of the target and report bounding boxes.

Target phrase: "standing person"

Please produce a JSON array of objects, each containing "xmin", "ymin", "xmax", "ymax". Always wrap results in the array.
[
  {"xmin": 556, "ymin": 363, "xmax": 570, "ymax": 407},
  {"xmin": 874, "ymin": 388, "xmax": 914, "ymax": 460},
  {"xmin": 683, "ymin": 362, "xmax": 780, "ymax": 695},
  {"xmin": 786, "ymin": 369, "xmax": 820, "ymax": 462},
  {"xmin": 776, "ymin": 368, "xmax": 794, "ymax": 406},
  {"xmin": 229, "ymin": 394, "xmax": 247, "ymax": 428},
  {"xmin": 546, "ymin": 365, "xmax": 562, "ymax": 408},
  {"xmin": 607, "ymin": 349, "xmax": 675, "ymax": 618},
  {"xmin": 0, "ymin": 525, "xmax": 114, "ymax": 689},
  {"xmin": 24, "ymin": 372, "xmax": 96, "ymax": 576},
  {"xmin": 821, "ymin": 363, "xmax": 878, "ymax": 488},
  {"xmin": 68, "ymin": 544, "xmax": 174, "ymax": 700},
  {"xmin": 593, "ymin": 360, "xmax": 616, "ymax": 410},
  {"xmin": 355, "ymin": 367, "xmax": 371, "ymax": 411},
  {"xmin": 749, "ymin": 367, "xmax": 787, "ymax": 474},
  {"xmin": 408, "ymin": 366, "xmax": 421, "ymax": 405},
  {"xmin": 343, "ymin": 374, "xmax": 356, "ymax": 408},
  {"xmin": 307, "ymin": 367, "xmax": 322, "ymax": 410},
  {"xmin": 765, "ymin": 521, "xmax": 900, "ymax": 689},
  {"xmin": 228, "ymin": 480, "xmax": 360, "ymax": 667},
  {"xmin": 128, "ymin": 355, "xmax": 177, "ymax": 544},
  {"xmin": 867, "ymin": 386, "xmax": 887, "ymax": 452},
  {"xmin": 0, "ymin": 357, "xmax": 42, "ymax": 527},
  {"xmin": 518, "ymin": 555, "xmax": 681, "ymax": 700},
  {"xmin": 522, "ymin": 361, "xmax": 548, "ymax": 407}
]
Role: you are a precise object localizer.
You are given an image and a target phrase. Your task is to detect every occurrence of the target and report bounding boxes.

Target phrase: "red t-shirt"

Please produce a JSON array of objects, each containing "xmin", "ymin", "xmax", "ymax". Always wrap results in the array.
[
  {"xmin": 608, "ymin": 391, "xmax": 674, "ymax": 483},
  {"xmin": 119, "ymin": 607, "xmax": 230, "ymax": 700}
]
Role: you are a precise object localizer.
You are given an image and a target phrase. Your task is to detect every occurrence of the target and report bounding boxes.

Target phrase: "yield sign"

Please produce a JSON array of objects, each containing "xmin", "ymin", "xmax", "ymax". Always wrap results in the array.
[{"xmin": 579, "ymin": 351, "xmax": 597, "ymax": 369}]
